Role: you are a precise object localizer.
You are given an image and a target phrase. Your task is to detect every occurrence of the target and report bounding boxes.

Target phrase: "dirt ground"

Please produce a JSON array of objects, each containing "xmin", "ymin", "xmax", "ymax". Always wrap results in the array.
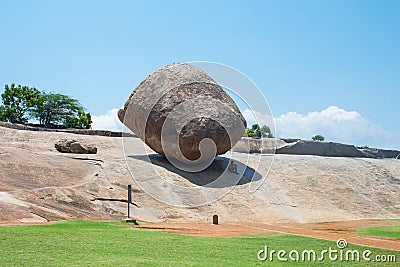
[{"xmin": 136, "ymin": 219, "xmax": 400, "ymax": 251}]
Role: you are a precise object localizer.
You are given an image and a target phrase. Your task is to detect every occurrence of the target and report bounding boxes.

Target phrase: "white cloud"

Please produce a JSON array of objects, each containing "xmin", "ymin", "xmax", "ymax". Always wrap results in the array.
[
  {"xmin": 243, "ymin": 106, "xmax": 400, "ymax": 150},
  {"xmin": 91, "ymin": 108, "xmax": 124, "ymax": 132}
]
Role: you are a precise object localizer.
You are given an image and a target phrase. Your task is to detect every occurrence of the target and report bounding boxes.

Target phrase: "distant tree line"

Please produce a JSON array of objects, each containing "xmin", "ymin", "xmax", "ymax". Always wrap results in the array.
[
  {"xmin": 243, "ymin": 124, "xmax": 327, "ymax": 141},
  {"xmin": 244, "ymin": 124, "xmax": 274, "ymax": 138},
  {"xmin": 0, "ymin": 84, "xmax": 92, "ymax": 129}
]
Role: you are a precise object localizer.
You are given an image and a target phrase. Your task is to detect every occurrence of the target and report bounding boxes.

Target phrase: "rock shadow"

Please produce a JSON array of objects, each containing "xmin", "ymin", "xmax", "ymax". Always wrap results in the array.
[{"xmin": 128, "ymin": 154, "xmax": 262, "ymax": 188}]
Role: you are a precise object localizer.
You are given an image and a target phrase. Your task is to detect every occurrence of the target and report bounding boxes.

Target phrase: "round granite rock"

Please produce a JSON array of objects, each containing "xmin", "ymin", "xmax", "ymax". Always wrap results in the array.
[{"xmin": 119, "ymin": 63, "xmax": 246, "ymax": 162}]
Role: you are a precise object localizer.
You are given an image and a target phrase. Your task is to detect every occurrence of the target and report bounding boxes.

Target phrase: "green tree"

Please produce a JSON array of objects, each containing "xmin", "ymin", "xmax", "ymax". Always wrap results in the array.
[
  {"xmin": 260, "ymin": 125, "xmax": 274, "ymax": 138},
  {"xmin": 245, "ymin": 128, "xmax": 255, "ymax": 137},
  {"xmin": 0, "ymin": 84, "xmax": 92, "ymax": 129},
  {"xmin": 245, "ymin": 124, "xmax": 274, "ymax": 138},
  {"xmin": 312, "ymin": 135, "xmax": 325, "ymax": 141},
  {"xmin": 65, "ymin": 110, "xmax": 92, "ymax": 129},
  {"xmin": 0, "ymin": 84, "xmax": 41, "ymax": 123},
  {"xmin": 251, "ymin": 124, "xmax": 261, "ymax": 138},
  {"xmin": 0, "ymin": 105, "xmax": 6, "ymax": 121},
  {"xmin": 251, "ymin": 124, "xmax": 260, "ymax": 131},
  {"xmin": 31, "ymin": 92, "xmax": 91, "ymax": 128}
]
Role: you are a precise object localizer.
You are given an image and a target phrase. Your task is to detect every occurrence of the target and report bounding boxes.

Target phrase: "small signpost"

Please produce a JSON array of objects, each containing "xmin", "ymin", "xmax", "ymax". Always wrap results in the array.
[
  {"xmin": 127, "ymin": 185, "xmax": 132, "ymax": 219},
  {"xmin": 125, "ymin": 185, "xmax": 137, "ymax": 224}
]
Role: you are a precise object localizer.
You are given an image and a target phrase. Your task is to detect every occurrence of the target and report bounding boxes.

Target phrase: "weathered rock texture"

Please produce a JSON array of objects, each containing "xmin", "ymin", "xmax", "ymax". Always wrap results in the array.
[
  {"xmin": 55, "ymin": 139, "xmax": 97, "ymax": 154},
  {"xmin": 276, "ymin": 140, "xmax": 365, "ymax": 157},
  {"xmin": 119, "ymin": 63, "xmax": 246, "ymax": 161},
  {"xmin": 1, "ymin": 125, "xmax": 400, "ymax": 225},
  {"xmin": 232, "ymin": 138, "xmax": 400, "ymax": 159}
]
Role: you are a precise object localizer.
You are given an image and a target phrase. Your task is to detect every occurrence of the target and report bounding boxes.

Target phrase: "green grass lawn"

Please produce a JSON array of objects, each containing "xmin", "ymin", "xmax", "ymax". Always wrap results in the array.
[
  {"xmin": 356, "ymin": 222, "xmax": 400, "ymax": 239},
  {"xmin": 0, "ymin": 221, "xmax": 398, "ymax": 266}
]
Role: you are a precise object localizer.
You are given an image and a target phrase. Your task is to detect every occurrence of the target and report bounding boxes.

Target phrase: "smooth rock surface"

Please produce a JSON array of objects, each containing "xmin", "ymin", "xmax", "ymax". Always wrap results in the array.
[
  {"xmin": 1, "ymin": 125, "xmax": 400, "ymax": 224},
  {"xmin": 119, "ymin": 63, "xmax": 246, "ymax": 161}
]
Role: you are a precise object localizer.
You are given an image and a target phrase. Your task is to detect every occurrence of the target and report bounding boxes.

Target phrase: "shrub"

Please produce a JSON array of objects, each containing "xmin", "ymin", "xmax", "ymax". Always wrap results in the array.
[{"xmin": 312, "ymin": 135, "xmax": 325, "ymax": 141}]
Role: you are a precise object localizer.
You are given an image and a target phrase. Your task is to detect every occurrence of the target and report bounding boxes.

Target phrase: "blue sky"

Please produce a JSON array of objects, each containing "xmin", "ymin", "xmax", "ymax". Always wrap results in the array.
[{"xmin": 1, "ymin": 1, "xmax": 399, "ymax": 149}]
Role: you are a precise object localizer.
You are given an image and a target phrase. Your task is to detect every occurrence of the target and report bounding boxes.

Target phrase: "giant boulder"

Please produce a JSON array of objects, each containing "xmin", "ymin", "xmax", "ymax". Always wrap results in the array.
[{"xmin": 119, "ymin": 63, "xmax": 246, "ymax": 162}]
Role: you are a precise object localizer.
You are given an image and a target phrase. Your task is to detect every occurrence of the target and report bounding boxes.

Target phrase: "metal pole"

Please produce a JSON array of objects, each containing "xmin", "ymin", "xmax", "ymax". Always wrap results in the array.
[{"xmin": 127, "ymin": 185, "xmax": 132, "ymax": 219}]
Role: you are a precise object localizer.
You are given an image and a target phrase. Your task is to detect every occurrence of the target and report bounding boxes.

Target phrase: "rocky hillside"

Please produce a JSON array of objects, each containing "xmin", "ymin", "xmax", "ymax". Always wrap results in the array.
[
  {"xmin": 233, "ymin": 137, "xmax": 400, "ymax": 159},
  {"xmin": 1, "ymin": 125, "xmax": 399, "ymax": 225}
]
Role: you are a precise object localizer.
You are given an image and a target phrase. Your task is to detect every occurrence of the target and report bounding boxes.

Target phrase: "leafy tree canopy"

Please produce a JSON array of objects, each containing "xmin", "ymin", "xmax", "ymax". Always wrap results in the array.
[
  {"xmin": 0, "ymin": 105, "xmax": 6, "ymax": 121},
  {"xmin": 245, "ymin": 124, "xmax": 273, "ymax": 138},
  {"xmin": 312, "ymin": 134, "xmax": 325, "ymax": 141},
  {"xmin": 0, "ymin": 84, "xmax": 40, "ymax": 123},
  {"xmin": 0, "ymin": 84, "xmax": 92, "ymax": 129},
  {"xmin": 260, "ymin": 125, "xmax": 273, "ymax": 138}
]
